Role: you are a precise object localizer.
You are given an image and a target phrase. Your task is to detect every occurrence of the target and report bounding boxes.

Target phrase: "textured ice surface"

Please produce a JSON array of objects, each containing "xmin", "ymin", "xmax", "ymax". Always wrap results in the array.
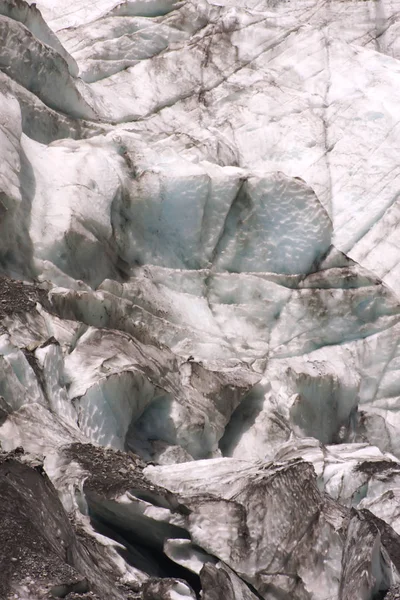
[{"xmin": 3, "ymin": 0, "xmax": 400, "ymax": 598}]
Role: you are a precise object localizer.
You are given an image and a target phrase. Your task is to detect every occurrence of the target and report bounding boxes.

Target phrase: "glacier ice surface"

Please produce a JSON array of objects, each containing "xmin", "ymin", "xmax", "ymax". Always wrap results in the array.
[{"xmin": 3, "ymin": 0, "xmax": 400, "ymax": 598}]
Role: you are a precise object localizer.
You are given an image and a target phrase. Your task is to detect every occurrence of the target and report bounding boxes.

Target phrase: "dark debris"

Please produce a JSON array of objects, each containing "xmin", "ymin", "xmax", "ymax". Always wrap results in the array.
[
  {"xmin": 64, "ymin": 443, "xmax": 148, "ymax": 497},
  {"xmin": 354, "ymin": 460, "xmax": 400, "ymax": 480},
  {"xmin": 0, "ymin": 275, "xmax": 49, "ymax": 320}
]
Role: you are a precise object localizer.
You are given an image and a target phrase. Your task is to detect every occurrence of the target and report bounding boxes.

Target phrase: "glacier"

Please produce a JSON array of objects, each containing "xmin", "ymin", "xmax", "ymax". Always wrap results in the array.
[{"xmin": 2, "ymin": 0, "xmax": 400, "ymax": 598}]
